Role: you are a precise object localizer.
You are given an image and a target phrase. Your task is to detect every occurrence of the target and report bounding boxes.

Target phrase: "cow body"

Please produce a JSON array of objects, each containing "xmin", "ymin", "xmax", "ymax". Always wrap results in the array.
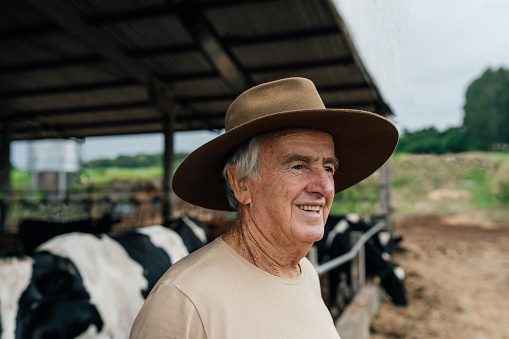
[
  {"xmin": 1, "ymin": 216, "xmax": 209, "ymax": 339},
  {"xmin": 314, "ymin": 214, "xmax": 407, "ymax": 313},
  {"xmin": 18, "ymin": 216, "xmax": 117, "ymax": 255}
]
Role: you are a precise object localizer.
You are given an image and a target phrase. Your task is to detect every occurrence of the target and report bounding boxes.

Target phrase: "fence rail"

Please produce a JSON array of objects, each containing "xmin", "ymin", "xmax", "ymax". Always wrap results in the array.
[{"xmin": 314, "ymin": 220, "xmax": 386, "ymax": 276}]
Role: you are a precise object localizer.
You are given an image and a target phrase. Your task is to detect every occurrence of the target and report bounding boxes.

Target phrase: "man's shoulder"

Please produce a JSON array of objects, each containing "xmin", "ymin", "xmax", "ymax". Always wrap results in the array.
[
  {"xmin": 150, "ymin": 237, "xmax": 225, "ymax": 290},
  {"xmin": 299, "ymin": 256, "xmax": 315, "ymax": 272}
]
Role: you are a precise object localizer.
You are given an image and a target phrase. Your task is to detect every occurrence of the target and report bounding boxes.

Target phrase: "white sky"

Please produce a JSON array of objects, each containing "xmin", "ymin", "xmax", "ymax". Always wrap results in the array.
[{"xmin": 10, "ymin": 0, "xmax": 509, "ymax": 169}]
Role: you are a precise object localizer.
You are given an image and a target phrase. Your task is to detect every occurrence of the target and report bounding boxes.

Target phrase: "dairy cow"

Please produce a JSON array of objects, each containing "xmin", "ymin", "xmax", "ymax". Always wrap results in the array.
[
  {"xmin": 314, "ymin": 214, "xmax": 407, "ymax": 313},
  {"xmin": 0, "ymin": 215, "xmax": 209, "ymax": 339},
  {"xmin": 18, "ymin": 216, "xmax": 118, "ymax": 255}
]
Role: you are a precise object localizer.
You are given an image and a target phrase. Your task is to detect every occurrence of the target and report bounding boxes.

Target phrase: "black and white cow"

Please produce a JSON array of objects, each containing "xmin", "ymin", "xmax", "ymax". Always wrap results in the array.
[
  {"xmin": 314, "ymin": 214, "xmax": 407, "ymax": 313},
  {"xmin": 0, "ymin": 215, "xmax": 209, "ymax": 339},
  {"xmin": 18, "ymin": 215, "xmax": 118, "ymax": 255}
]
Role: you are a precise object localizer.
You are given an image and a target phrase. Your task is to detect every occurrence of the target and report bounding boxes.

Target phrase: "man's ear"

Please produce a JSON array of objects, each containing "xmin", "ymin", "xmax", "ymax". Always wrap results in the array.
[{"xmin": 226, "ymin": 165, "xmax": 252, "ymax": 205}]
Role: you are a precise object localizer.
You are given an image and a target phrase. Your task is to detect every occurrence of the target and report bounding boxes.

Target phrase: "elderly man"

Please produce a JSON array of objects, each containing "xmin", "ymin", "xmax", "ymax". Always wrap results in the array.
[{"xmin": 130, "ymin": 77, "xmax": 398, "ymax": 338}]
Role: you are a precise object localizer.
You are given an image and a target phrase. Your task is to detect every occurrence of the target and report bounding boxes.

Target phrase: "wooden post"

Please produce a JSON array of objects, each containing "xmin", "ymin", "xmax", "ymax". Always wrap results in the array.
[
  {"xmin": 349, "ymin": 231, "xmax": 365, "ymax": 294},
  {"xmin": 162, "ymin": 114, "xmax": 175, "ymax": 223},
  {"xmin": 378, "ymin": 159, "xmax": 394, "ymax": 233},
  {"xmin": 0, "ymin": 122, "xmax": 11, "ymax": 233}
]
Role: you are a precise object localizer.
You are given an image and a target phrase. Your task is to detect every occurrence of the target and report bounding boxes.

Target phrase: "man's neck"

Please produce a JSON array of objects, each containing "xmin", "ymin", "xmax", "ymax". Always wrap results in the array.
[{"xmin": 222, "ymin": 214, "xmax": 310, "ymax": 279}]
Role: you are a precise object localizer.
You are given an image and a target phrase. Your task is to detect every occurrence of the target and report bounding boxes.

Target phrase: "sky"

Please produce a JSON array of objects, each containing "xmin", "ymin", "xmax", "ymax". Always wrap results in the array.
[{"xmin": 10, "ymin": 0, "xmax": 509, "ymax": 170}]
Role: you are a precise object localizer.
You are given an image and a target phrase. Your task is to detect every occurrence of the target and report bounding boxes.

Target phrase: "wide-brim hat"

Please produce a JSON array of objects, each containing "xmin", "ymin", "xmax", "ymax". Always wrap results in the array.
[{"xmin": 173, "ymin": 77, "xmax": 399, "ymax": 211}]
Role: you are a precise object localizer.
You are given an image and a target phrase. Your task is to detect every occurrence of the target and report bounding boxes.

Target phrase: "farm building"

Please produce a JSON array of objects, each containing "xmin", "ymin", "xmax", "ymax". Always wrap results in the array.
[{"xmin": 0, "ymin": 1, "xmax": 398, "ymax": 338}]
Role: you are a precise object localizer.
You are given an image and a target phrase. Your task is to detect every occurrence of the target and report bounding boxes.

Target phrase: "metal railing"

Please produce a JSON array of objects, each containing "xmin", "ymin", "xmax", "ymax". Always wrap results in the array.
[{"xmin": 314, "ymin": 220, "xmax": 386, "ymax": 276}]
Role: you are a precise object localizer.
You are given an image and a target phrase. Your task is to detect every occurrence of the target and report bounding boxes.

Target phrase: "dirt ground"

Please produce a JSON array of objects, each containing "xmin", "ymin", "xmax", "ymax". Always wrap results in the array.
[{"xmin": 369, "ymin": 212, "xmax": 509, "ymax": 339}]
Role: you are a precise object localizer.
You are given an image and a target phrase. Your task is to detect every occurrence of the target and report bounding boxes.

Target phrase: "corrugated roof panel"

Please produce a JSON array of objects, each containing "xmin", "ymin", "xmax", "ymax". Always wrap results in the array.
[
  {"xmin": 206, "ymin": 1, "xmax": 337, "ymax": 37},
  {"xmin": 0, "ymin": 0, "xmax": 49, "ymax": 29},
  {"xmin": 189, "ymin": 99, "xmax": 232, "ymax": 116},
  {"xmin": 321, "ymin": 88, "xmax": 374, "ymax": 106},
  {"xmin": 0, "ymin": 33, "xmax": 95, "ymax": 66},
  {"xmin": 0, "ymin": 63, "xmax": 124, "ymax": 92},
  {"xmin": 172, "ymin": 77, "xmax": 234, "ymax": 97},
  {"xmin": 252, "ymin": 64, "xmax": 365, "ymax": 88},
  {"xmin": 9, "ymin": 85, "xmax": 148, "ymax": 111},
  {"xmin": 231, "ymin": 35, "xmax": 350, "ymax": 69},
  {"xmin": 27, "ymin": 108, "xmax": 163, "ymax": 132},
  {"xmin": 62, "ymin": 0, "xmax": 167, "ymax": 17},
  {"xmin": 138, "ymin": 52, "xmax": 213, "ymax": 75},
  {"xmin": 95, "ymin": 15, "xmax": 194, "ymax": 49}
]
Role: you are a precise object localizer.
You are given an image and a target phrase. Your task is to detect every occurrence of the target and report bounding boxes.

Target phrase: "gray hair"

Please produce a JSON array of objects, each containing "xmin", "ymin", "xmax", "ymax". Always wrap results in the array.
[{"xmin": 222, "ymin": 136, "xmax": 261, "ymax": 210}]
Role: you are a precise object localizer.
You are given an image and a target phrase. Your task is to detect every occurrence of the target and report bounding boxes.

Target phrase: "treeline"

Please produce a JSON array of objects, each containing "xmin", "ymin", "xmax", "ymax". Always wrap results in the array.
[
  {"xmin": 396, "ymin": 127, "xmax": 471, "ymax": 154},
  {"xmin": 397, "ymin": 67, "xmax": 509, "ymax": 154},
  {"xmin": 83, "ymin": 153, "xmax": 188, "ymax": 168}
]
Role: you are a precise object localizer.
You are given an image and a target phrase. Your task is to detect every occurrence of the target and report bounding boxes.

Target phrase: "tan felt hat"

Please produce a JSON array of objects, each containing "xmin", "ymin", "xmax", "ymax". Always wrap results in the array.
[{"xmin": 172, "ymin": 77, "xmax": 399, "ymax": 211}]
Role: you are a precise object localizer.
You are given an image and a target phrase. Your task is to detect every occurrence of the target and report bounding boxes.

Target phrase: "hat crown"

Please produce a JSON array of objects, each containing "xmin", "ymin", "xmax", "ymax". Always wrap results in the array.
[{"xmin": 225, "ymin": 77, "xmax": 326, "ymax": 131}]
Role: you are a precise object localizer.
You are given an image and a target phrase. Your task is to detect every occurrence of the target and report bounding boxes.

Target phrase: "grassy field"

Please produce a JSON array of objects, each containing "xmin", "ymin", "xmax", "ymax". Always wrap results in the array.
[
  {"xmin": 391, "ymin": 152, "xmax": 509, "ymax": 223},
  {"xmin": 9, "ymin": 152, "xmax": 509, "ymax": 222},
  {"xmin": 80, "ymin": 166, "xmax": 164, "ymax": 186}
]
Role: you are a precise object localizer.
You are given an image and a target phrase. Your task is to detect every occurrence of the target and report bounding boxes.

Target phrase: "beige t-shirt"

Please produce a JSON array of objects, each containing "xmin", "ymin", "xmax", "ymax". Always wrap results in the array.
[{"xmin": 130, "ymin": 237, "xmax": 340, "ymax": 339}]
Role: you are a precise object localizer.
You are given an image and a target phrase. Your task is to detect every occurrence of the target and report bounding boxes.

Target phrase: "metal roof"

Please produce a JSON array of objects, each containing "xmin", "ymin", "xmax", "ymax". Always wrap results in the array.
[{"xmin": 0, "ymin": 0, "xmax": 393, "ymax": 141}]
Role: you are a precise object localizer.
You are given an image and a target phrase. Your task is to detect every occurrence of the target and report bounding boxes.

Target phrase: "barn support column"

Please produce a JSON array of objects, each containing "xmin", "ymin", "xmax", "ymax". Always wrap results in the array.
[
  {"xmin": 162, "ymin": 114, "xmax": 175, "ymax": 223},
  {"xmin": 378, "ymin": 159, "xmax": 394, "ymax": 233},
  {"xmin": 0, "ymin": 122, "xmax": 11, "ymax": 233}
]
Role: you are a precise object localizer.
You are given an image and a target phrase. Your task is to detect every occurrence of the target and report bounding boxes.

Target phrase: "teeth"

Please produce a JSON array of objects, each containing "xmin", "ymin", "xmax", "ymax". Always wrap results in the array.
[{"xmin": 298, "ymin": 205, "xmax": 320, "ymax": 212}]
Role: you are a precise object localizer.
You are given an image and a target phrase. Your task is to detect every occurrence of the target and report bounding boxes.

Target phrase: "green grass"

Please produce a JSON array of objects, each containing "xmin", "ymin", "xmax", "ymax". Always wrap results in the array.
[
  {"xmin": 79, "ymin": 167, "xmax": 163, "ymax": 187},
  {"xmin": 391, "ymin": 152, "xmax": 509, "ymax": 215},
  {"xmin": 10, "ymin": 169, "xmax": 32, "ymax": 190}
]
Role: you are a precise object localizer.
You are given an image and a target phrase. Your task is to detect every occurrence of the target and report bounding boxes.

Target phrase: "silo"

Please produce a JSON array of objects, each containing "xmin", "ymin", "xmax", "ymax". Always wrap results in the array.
[{"xmin": 28, "ymin": 139, "xmax": 81, "ymax": 200}]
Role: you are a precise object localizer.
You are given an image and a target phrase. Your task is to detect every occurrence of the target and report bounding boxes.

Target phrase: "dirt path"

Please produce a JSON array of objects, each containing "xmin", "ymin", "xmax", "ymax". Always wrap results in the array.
[{"xmin": 369, "ymin": 212, "xmax": 509, "ymax": 339}]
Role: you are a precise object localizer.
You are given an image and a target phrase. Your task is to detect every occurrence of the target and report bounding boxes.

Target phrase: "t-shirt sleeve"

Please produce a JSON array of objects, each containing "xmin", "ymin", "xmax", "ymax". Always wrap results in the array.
[{"xmin": 129, "ymin": 283, "xmax": 207, "ymax": 339}]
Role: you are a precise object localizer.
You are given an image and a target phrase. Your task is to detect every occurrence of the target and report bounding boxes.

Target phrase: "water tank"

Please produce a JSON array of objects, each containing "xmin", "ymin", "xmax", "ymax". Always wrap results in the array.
[{"xmin": 28, "ymin": 139, "xmax": 81, "ymax": 199}]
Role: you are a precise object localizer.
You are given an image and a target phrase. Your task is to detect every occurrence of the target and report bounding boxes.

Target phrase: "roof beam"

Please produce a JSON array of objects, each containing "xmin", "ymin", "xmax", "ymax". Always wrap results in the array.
[
  {"xmin": 5, "ymin": 101, "xmax": 153, "ymax": 121},
  {"xmin": 176, "ymin": 82, "xmax": 370, "ymax": 103},
  {"xmin": 0, "ymin": 55, "xmax": 103, "ymax": 74},
  {"xmin": 0, "ymin": 80, "xmax": 139, "ymax": 99},
  {"xmin": 249, "ymin": 55, "xmax": 354, "ymax": 73},
  {"xmin": 171, "ymin": 0, "xmax": 253, "ymax": 92},
  {"xmin": 12, "ymin": 116, "xmax": 224, "ymax": 138},
  {"xmin": 0, "ymin": 42, "xmax": 199, "ymax": 75},
  {"xmin": 6, "ymin": 100, "xmax": 226, "ymax": 127},
  {"xmin": 223, "ymin": 26, "xmax": 341, "ymax": 46},
  {"xmin": 0, "ymin": 4, "xmax": 175, "ymax": 40},
  {"xmin": 0, "ymin": 70, "xmax": 221, "ymax": 99}
]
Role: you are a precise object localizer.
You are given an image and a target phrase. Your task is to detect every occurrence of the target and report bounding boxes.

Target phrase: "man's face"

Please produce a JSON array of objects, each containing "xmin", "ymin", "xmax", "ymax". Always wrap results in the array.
[{"xmin": 246, "ymin": 129, "xmax": 337, "ymax": 247}]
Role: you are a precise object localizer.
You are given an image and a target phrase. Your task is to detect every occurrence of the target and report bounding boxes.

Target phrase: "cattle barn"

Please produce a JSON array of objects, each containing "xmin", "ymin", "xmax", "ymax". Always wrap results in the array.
[
  {"xmin": 0, "ymin": 0, "xmax": 399, "ymax": 336},
  {"xmin": 0, "ymin": 0, "xmax": 395, "ymax": 230}
]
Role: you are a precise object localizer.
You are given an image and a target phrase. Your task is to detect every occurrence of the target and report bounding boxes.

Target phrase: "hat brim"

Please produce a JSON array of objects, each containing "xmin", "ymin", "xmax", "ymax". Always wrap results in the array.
[{"xmin": 172, "ymin": 109, "xmax": 399, "ymax": 211}]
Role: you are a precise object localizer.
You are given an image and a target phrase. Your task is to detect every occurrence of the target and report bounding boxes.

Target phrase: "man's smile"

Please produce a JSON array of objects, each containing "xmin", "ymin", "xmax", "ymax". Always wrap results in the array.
[{"xmin": 297, "ymin": 205, "xmax": 322, "ymax": 213}]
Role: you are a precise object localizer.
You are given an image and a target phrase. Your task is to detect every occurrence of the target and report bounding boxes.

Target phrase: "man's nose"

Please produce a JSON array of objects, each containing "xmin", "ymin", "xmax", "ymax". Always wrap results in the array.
[{"xmin": 307, "ymin": 168, "xmax": 335, "ymax": 196}]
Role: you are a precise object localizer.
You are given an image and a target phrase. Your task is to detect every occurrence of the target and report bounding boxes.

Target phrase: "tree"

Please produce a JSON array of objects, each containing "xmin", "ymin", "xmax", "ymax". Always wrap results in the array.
[
  {"xmin": 439, "ymin": 127, "xmax": 472, "ymax": 153},
  {"xmin": 395, "ymin": 127, "xmax": 471, "ymax": 154},
  {"xmin": 463, "ymin": 68, "xmax": 509, "ymax": 150}
]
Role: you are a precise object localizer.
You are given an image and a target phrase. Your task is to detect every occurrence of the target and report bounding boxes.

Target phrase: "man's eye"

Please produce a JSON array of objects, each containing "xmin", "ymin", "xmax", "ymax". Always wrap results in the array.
[
  {"xmin": 292, "ymin": 164, "xmax": 303, "ymax": 170},
  {"xmin": 325, "ymin": 166, "xmax": 334, "ymax": 173}
]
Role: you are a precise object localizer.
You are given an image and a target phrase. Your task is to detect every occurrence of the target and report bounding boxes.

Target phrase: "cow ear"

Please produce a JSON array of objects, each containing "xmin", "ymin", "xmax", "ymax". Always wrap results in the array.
[{"xmin": 35, "ymin": 270, "xmax": 74, "ymax": 296}]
